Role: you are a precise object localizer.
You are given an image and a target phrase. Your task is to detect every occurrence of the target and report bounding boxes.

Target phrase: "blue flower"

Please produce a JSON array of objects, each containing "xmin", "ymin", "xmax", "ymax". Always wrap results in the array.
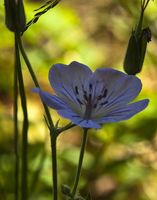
[{"xmin": 33, "ymin": 61, "xmax": 149, "ymax": 128}]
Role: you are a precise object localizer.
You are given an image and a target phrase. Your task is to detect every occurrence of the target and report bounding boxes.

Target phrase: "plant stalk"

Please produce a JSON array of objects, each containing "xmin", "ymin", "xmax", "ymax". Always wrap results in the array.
[
  {"xmin": 17, "ymin": 35, "xmax": 54, "ymax": 129},
  {"xmin": 15, "ymin": 33, "xmax": 29, "ymax": 200},
  {"xmin": 71, "ymin": 128, "xmax": 88, "ymax": 198},
  {"xmin": 14, "ymin": 36, "xmax": 19, "ymax": 200},
  {"xmin": 50, "ymin": 133, "xmax": 58, "ymax": 200}
]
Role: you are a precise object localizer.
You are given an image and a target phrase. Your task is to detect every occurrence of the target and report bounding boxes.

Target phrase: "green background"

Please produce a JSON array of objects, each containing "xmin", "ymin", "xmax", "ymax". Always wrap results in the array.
[{"xmin": 0, "ymin": 0, "xmax": 157, "ymax": 199}]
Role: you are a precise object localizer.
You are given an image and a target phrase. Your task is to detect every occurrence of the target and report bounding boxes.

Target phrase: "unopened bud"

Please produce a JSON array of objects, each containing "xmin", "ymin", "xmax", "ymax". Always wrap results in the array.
[
  {"xmin": 4, "ymin": 0, "xmax": 16, "ymax": 31},
  {"xmin": 17, "ymin": 0, "xmax": 26, "ymax": 32},
  {"xmin": 123, "ymin": 0, "xmax": 151, "ymax": 75},
  {"xmin": 4, "ymin": 0, "xmax": 26, "ymax": 32},
  {"xmin": 123, "ymin": 27, "xmax": 151, "ymax": 75}
]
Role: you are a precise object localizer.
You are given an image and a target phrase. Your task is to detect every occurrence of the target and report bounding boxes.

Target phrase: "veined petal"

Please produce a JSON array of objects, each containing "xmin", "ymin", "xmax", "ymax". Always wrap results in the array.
[
  {"xmin": 94, "ymin": 99, "xmax": 149, "ymax": 124},
  {"xmin": 91, "ymin": 68, "xmax": 142, "ymax": 105},
  {"xmin": 49, "ymin": 61, "xmax": 92, "ymax": 97},
  {"xmin": 90, "ymin": 68, "xmax": 143, "ymax": 118},
  {"xmin": 33, "ymin": 88, "xmax": 68, "ymax": 110},
  {"xmin": 48, "ymin": 61, "xmax": 92, "ymax": 114},
  {"xmin": 58, "ymin": 109, "xmax": 100, "ymax": 128}
]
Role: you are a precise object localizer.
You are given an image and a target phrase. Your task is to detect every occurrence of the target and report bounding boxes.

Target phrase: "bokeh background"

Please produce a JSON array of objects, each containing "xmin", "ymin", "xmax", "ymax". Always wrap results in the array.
[{"xmin": 0, "ymin": 0, "xmax": 157, "ymax": 199}]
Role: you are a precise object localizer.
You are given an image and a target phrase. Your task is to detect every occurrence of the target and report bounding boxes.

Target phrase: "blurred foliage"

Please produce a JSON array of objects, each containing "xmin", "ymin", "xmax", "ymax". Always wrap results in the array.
[{"xmin": 0, "ymin": 0, "xmax": 157, "ymax": 200}]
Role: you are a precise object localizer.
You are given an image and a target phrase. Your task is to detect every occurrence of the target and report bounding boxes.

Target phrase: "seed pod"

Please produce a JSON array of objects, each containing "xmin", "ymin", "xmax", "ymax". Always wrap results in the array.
[
  {"xmin": 124, "ymin": 27, "xmax": 151, "ymax": 75},
  {"xmin": 4, "ymin": 0, "xmax": 26, "ymax": 32},
  {"xmin": 17, "ymin": 0, "xmax": 26, "ymax": 32},
  {"xmin": 123, "ymin": 0, "xmax": 151, "ymax": 75},
  {"xmin": 4, "ymin": 0, "xmax": 16, "ymax": 31},
  {"xmin": 138, "ymin": 27, "xmax": 151, "ymax": 70},
  {"xmin": 123, "ymin": 31, "xmax": 140, "ymax": 75}
]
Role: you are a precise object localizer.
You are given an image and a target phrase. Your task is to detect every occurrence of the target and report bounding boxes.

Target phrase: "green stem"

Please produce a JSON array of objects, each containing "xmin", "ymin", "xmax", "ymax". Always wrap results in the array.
[
  {"xmin": 14, "ymin": 37, "xmax": 19, "ymax": 200},
  {"xmin": 71, "ymin": 128, "xmax": 88, "ymax": 198},
  {"xmin": 17, "ymin": 35, "xmax": 54, "ymax": 129},
  {"xmin": 56, "ymin": 123, "xmax": 76, "ymax": 136},
  {"xmin": 15, "ymin": 33, "xmax": 29, "ymax": 200},
  {"xmin": 50, "ymin": 133, "xmax": 58, "ymax": 200}
]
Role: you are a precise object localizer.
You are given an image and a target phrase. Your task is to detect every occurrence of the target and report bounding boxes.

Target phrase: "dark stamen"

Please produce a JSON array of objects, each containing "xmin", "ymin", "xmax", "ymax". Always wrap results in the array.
[
  {"xmin": 93, "ymin": 103, "xmax": 97, "ymax": 108},
  {"xmin": 75, "ymin": 86, "xmax": 79, "ymax": 95},
  {"xmin": 89, "ymin": 93, "xmax": 92, "ymax": 100},
  {"xmin": 76, "ymin": 98, "xmax": 83, "ymax": 105},
  {"xmin": 102, "ymin": 89, "xmax": 108, "ymax": 98},
  {"xmin": 97, "ymin": 95, "xmax": 102, "ymax": 100},
  {"xmin": 84, "ymin": 93, "xmax": 88, "ymax": 101},
  {"xmin": 89, "ymin": 83, "xmax": 93, "ymax": 90},
  {"xmin": 100, "ymin": 100, "xmax": 108, "ymax": 106}
]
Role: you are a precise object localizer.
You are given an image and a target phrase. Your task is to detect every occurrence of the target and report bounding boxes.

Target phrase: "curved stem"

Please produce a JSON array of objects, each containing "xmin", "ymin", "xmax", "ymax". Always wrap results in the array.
[
  {"xmin": 17, "ymin": 35, "xmax": 54, "ymax": 129},
  {"xmin": 71, "ymin": 128, "xmax": 88, "ymax": 198},
  {"xmin": 15, "ymin": 33, "xmax": 29, "ymax": 200},
  {"xmin": 50, "ymin": 133, "xmax": 58, "ymax": 200}
]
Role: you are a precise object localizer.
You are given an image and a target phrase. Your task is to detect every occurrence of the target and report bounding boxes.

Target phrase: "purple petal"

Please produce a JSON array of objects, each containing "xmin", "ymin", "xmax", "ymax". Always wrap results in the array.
[
  {"xmin": 58, "ymin": 109, "xmax": 100, "ymax": 128},
  {"xmin": 91, "ymin": 68, "xmax": 142, "ymax": 105},
  {"xmin": 94, "ymin": 99, "xmax": 149, "ymax": 124},
  {"xmin": 48, "ymin": 61, "xmax": 92, "ymax": 110},
  {"xmin": 33, "ymin": 88, "xmax": 68, "ymax": 110}
]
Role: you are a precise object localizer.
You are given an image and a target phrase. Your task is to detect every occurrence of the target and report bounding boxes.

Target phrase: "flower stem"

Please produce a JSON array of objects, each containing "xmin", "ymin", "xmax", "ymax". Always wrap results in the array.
[
  {"xmin": 17, "ymin": 35, "xmax": 54, "ymax": 129},
  {"xmin": 15, "ymin": 33, "xmax": 29, "ymax": 200},
  {"xmin": 50, "ymin": 133, "xmax": 58, "ymax": 200},
  {"xmin": 71, "ymin": 128, "xmax": 88, "ymax": 198},
  {"xmin": 14, "ymin": 36, "xmax": 19, "ymax": 200}
]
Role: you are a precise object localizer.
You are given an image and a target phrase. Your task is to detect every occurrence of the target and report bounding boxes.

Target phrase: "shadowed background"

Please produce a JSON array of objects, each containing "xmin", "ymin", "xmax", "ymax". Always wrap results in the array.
[{"xmin": 0, "ymin": 0, "xmax": 157, "ymax": 199}]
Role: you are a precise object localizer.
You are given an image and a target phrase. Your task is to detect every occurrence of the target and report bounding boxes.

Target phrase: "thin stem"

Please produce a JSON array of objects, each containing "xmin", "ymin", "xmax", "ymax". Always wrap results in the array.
[
  {"xmin": 50, "ymin": 133, "xmax": 58, "ymax": 200},
  {"xmin": 17, "ymin": 36, "xmax": 54, "ymax": 129},
  {"xmin": 15, "ymin": 33, "xmax": 29, "ymax": 200},
  {"xmin": 56, "ymin": 123, "xmax": 76, "ymax": 136},
  {"xmin": 14, "ymin": 37, "xmax": 19, "ymax": 200},
  {"xmin": 71, "ymin": 128, "xmax": 88, "ymax": 198}
]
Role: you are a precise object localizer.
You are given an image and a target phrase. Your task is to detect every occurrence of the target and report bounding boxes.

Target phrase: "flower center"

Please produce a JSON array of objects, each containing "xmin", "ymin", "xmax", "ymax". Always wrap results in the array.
[{"xmin": 74, "ymin": 82, "xmax": 108, "ymax": 119}]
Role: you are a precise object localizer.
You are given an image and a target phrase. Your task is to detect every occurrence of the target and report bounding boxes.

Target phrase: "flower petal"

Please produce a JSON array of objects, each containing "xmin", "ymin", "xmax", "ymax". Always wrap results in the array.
[
  {"xmin": 94, "ymin": 99, "xmax": 149, "ymax": 124},
  {"xmin": 48, "ymin": 61, "xmax": 92, "ymax": 115},
  {"xmin": 58, "ymin": 109, "xmax": 100, "ymax": 128},
  {"xmin": 90, "ymin": 68, "xmax": 143, "ymax": 118},
  {"xmin": 49, "ymin": 61, "xmax": 92, "ymax": 96},
  {"xmin": 91, "ymin": 68, "xmax": 142, "ymax": 104},
  {"xmin": 33, "ymin": 88, "xmax": 68, "ymax": 110}
]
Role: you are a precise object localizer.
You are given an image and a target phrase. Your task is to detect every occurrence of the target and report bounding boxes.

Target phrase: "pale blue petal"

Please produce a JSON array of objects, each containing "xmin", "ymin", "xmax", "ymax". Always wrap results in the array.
[
  {"xmin": 33, "ymin": 88, "xmax": 68, "ymax": 110},
  {"xmin": 58, "ymin": 109, "xmax": 100, "ymax": 128},
  {"xmin": 91, "ymin": 68, "xmax": 142, "ymax": 105},
  {"xmin": 94, "ymin": 99, "xmax": 149, "ymax": 124},
  {"xmin": 49, "ymin": 61, "xmax": 92, "ymax": 96},
  {"xmin": 48, "ymin": 61, "xmax": 92, "ymax": 111},
  {"xmin": 91, "ymin": 68, "xmax": 143, "ymax": 118}
]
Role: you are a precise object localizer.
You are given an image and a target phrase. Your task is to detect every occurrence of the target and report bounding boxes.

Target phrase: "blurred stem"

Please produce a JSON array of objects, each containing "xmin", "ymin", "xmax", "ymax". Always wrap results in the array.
[
  {"xmin": 50, "ymin": 133, "xmax": 58, "ymax": 200},
  {"xmin": 71, "ymin": 128, "xmax": 88, "ymax": 199},
  {"xmin": 14, "ymin": 36, "xmax": 19, "ymax": 200},
  {"xmin": 17, "ymin": 35, "xmax": 54, "ymax": 129},
  {"xmin": 30, "ymin": 145, "xmax": 46, "ymax": 195},
  {"xmin": 15, "ymin": 33, "xmax": 29, "ymax": 200}
]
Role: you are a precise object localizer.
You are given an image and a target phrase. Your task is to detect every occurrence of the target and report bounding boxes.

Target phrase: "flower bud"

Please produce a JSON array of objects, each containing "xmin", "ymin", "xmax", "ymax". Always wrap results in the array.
[
  {"xmin": 123, "ymin": 27, "xmax": 151, "ymax": 75},
  {"xmin": 4, "ymin": 0, "xmax": 16, "ymax": 31},
  {"xmin": 4, "ymin": 0, "xmax": 26, "ymax": 32},
  {"xmin": 17, "ymin": 0, "xmax": 26, "ymax": 32},
  {"xmin": 123, "ymin": 0, "xmax": 151, "ymax": 75}
]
